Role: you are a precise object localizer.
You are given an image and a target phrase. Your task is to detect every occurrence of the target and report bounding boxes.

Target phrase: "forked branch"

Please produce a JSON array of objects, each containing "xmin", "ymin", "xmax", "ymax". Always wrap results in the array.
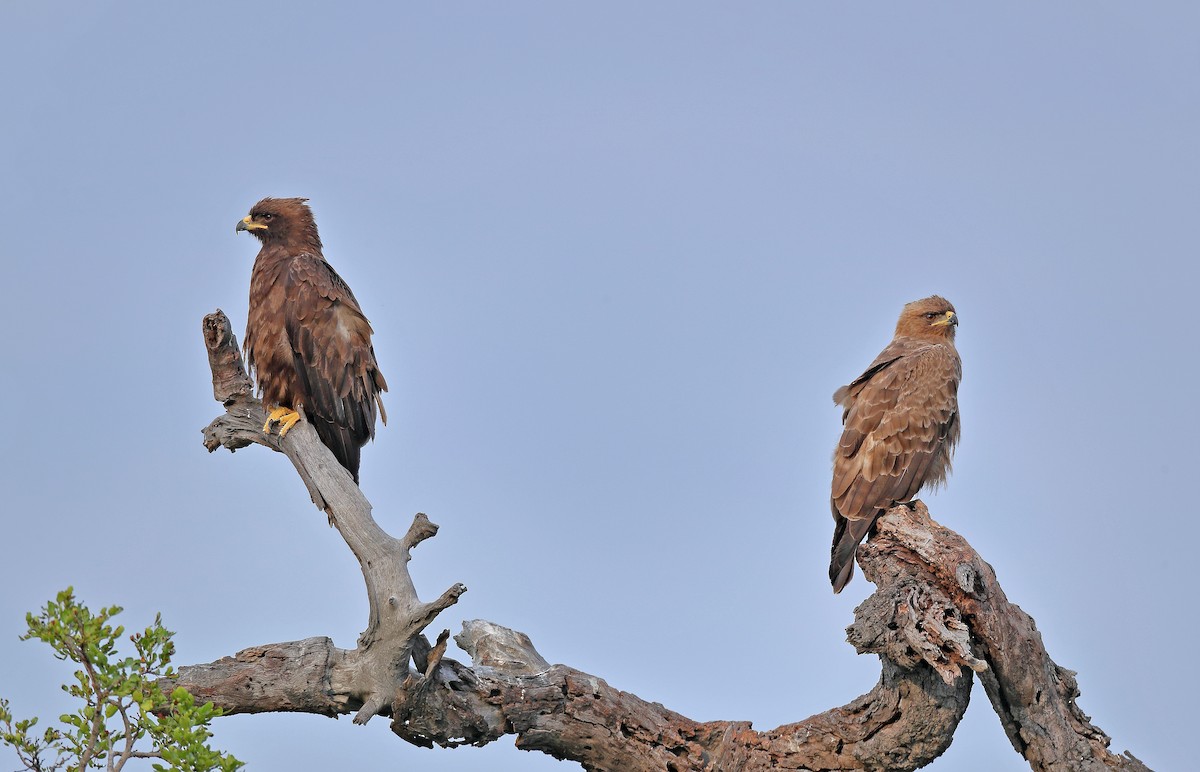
[{"xmin": 198, "ymin": 310, "xmax": 465, "ymax": 724}]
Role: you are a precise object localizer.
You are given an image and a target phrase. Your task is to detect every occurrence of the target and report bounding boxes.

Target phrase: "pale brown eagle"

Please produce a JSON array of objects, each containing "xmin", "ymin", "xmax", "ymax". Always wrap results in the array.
[
  {"xmin": 829, "ymin": 296, "xmax": 961, "ymax": 592},
  {"xmin": 237, "ymin": 197, "xmax": 387, "ymax": 483}
]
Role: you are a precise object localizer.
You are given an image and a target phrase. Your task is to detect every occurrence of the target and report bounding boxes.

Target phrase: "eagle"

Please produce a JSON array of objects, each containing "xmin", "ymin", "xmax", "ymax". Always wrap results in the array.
[
  {"xmin": 829, "ymin": 296, "xmax": 961, "ymax": 593},
  {"xmin": 236, "ymin": 197, "xmax": 387, "ymax": 483}
]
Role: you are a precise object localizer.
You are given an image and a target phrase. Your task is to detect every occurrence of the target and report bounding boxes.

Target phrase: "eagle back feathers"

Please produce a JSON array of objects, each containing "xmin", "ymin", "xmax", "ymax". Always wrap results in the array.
[
  {"xmin": 242, "ymin": 202, "xmax": 387, "ymax": 483},
  {"xmin": 831, "ymin": 336, "xmax": 960, "ymax": 523}
]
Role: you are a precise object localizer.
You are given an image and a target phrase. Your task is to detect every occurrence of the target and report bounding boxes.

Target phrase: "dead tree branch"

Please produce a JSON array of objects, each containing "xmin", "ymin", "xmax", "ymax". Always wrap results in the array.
[
  {"xmin": 198, "ymin": 310, "xmax": 466, "ymax": 724},
  {"xmin": 857, "ymin": 507, "xmax": 1149, "ymax": 771},
  {"xmin": 181, "ymin": 309, "xmax": 1150, "ymax": 771}
]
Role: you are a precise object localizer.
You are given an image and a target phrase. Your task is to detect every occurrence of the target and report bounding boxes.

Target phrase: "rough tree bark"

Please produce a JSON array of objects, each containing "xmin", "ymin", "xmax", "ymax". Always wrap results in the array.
[{"xmin": 176, "ymin": 310, "xmax": 1151, "ymax": 771}]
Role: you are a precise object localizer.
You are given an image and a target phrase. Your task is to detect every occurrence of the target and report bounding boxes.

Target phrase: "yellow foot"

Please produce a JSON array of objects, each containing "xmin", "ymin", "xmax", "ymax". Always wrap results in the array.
[{"xmin": 263, "ymin": 406, "xmax": 302, "ymax": 437}]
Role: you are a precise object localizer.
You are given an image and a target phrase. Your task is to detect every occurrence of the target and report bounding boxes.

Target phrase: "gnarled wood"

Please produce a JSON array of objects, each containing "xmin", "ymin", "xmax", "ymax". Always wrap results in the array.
[
  {"xmin": 857, "ymin": 504, "xmax": 1149, "ymax": 771},
  {"xmin": 185, "ymin": 309, "xmax": 1151, "ymax": 770},
  {"xmin": 168, "ymin": 621, "xmax": 970, "ymax": 771},
  {"xmin": 199, "ymin": 310, "xmax": 465, "ymax": 726}
]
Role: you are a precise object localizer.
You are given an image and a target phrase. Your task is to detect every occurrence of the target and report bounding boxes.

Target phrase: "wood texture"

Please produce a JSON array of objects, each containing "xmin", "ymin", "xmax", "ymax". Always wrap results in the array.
[{"xmin": 186, "ymin": 310, "xmax": 1151, "ymax": 770}]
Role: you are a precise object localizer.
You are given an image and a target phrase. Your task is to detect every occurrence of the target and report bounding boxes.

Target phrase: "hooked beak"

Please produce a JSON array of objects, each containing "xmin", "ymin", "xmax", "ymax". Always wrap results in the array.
[
  {"xmin": 933, "ymin": 310, "xmax": 959, "ymax": 328},
  {"xmin": 236, "ymin": 215, "xmax": 266, "ymax": 234}
]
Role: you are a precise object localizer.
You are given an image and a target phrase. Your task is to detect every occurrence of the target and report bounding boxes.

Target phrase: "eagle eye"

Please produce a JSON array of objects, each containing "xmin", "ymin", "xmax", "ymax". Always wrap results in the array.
[
  {"xmin": 924, "ymin": 311, "xmax": 939, "ymax": 319},
  {"xmin": 261, "ymin": 213, "xmax": 273, "ymax": 220}
]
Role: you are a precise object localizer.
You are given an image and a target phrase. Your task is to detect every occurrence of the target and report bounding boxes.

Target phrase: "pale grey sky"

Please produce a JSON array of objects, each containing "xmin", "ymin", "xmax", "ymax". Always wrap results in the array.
[{"xmin": 1, "ymin": 3, "xmax": 1194, "ymax": 770}]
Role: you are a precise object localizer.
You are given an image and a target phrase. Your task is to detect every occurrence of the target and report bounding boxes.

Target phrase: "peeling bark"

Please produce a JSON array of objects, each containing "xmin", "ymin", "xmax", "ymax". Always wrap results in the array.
[{"xmin": 184, "ymin": 310, "xmax": 1151, "ymax": 771}]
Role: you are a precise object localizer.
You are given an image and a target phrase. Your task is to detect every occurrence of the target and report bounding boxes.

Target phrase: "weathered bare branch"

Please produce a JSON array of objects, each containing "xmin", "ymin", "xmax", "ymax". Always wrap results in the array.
[
  {"xmin": 183, "ymin": 309, "xmax": 1150, "ymax": 771},
  {"xmin": 858, "ymin": 504, "xmax": 1150, "ymax": 771},
  {"xmin": 166, "ymin": 620, "xmax": 969, "ymax": 770},
  {"xmin": 198, "ymin": 310, "xmax": 467, "ymax": 726}
]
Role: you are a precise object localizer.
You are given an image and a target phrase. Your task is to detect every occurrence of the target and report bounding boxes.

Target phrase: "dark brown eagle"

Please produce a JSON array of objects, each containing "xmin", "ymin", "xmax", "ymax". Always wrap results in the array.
[
  {"xmin": 829, "ymin": 296, "xmax": 961, "ymax": 593},
  {"xmin": 237, "ymin": 197, "xmax": 387, "ymax": 483}
]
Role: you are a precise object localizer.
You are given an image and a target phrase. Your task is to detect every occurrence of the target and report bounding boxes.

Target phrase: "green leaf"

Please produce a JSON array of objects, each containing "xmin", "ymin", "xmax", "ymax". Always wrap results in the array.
[{"xmin": 3, "ymin": 590, "xmax": 242, "ymax": 770}]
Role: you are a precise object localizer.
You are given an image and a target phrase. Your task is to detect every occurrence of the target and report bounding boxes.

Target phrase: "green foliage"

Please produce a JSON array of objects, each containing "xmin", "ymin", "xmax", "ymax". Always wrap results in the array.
[{"xmin": 0, "ymin": 588, "xmax": 242, "ymax": 771}]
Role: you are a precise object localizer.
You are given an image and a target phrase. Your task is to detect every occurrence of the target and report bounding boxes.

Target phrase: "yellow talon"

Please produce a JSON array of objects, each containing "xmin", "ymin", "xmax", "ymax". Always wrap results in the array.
[{"xmin": 263, "ymin": 406, "xmax": 302, "ymax": 437}]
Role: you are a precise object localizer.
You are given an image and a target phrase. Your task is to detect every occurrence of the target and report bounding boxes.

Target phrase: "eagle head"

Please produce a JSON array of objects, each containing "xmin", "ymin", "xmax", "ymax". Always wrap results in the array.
[
  {"xmin": 236, "ymin": 197, "xmax": 322, "ymax": 250},
  {"xmin": 895, "ymin": 295, "xmax": 958, "ymax": 340}
]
